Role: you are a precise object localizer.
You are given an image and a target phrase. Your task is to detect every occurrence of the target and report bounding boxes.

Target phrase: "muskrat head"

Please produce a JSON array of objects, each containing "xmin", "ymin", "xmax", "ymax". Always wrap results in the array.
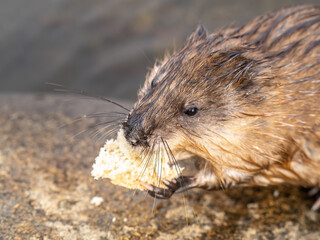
[
  {"xmin": 121, "ymin": 24, "xmax": 274, "ymax": 198},
  {"xmin": 121, "ymin": 24, "xmax": 268, "ymax": 198},
  {"xmin": 122, "ymin": 24, "xmax": 276, "ymax": 200},
  {"xmin": 123, "ymin": 25, "xmax": 263, "ymax": 156}
]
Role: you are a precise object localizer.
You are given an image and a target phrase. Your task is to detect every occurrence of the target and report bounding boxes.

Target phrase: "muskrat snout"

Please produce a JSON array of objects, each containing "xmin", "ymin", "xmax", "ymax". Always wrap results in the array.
[{"xmin": 122, "ymin": 114, "xmax": 149, "ymax": 147}]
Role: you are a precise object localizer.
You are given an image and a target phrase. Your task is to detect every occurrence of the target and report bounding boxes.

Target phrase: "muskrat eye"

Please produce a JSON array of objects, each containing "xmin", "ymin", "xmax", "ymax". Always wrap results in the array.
[{"xmin": 184, "ymin": 107, "xmax": 198, "ymax": 117}]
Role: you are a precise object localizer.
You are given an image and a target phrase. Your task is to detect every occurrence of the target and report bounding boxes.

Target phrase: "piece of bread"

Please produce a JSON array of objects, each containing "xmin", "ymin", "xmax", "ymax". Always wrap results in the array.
[{"xmin": 91, "ymin": 129, "xmax": 182, "ymax": 190}]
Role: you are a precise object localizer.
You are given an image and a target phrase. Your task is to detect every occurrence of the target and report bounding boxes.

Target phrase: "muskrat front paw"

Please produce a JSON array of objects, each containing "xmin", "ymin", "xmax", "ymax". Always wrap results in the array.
[{"xmin": 141, "ymin": 176, "xmax": 195, "ymax": 199}]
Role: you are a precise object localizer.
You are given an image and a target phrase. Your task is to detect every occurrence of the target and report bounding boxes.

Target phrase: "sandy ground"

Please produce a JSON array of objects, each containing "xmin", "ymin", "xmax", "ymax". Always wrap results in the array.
[{"xmin": 0, "ymin": 93, "xmax": 319, "ymax": 239}]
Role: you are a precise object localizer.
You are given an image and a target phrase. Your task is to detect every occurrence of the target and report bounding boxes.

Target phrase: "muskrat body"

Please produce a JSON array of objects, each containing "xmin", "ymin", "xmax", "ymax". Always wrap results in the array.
[{"xmin": 123, "ymin": 5, "xmax": 320, "ymax": 209}]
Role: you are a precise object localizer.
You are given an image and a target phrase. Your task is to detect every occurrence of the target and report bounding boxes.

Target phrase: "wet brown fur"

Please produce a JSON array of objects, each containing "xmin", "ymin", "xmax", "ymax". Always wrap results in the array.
[{"xmin": 125, "ymin": 5, "xmax": 320, "ymax": 191}]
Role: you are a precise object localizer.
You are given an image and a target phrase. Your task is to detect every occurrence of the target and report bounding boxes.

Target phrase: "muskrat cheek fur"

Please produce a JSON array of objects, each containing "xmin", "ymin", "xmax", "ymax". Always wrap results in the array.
[{"xmin": 122, "ymin": 5, "xmax": 320, "ymax": 209}]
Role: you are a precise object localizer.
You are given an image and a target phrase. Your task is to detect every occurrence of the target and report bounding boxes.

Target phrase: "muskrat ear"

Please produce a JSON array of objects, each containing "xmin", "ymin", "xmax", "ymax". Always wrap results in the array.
[{"xmin": 186, "ymin": 24, "xmax": 208, "ymax": 45}]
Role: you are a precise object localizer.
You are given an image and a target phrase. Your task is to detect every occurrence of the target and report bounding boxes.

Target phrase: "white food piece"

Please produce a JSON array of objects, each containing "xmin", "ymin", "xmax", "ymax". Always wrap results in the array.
[{"xmin": 91, "ymin": 129, "xmax": 182, "ymax": 190}]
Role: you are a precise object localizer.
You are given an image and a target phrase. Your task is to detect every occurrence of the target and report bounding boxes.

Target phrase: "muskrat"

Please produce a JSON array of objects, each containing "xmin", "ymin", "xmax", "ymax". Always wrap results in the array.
[{"xmin": 122, "ymin": 5, "xmax": 320, "ymax": 210}]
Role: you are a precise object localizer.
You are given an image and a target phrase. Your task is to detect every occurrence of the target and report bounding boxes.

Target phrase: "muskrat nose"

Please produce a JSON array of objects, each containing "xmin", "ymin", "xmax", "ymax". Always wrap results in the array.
[{"xmin": 123, "ymin": 118, "xmax": 149, "ymax": 147}]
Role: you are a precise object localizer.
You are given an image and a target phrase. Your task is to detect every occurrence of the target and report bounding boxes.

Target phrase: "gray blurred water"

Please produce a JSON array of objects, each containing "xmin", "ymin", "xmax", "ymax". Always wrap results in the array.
[{"xmin": 0, "ymin": 0, "xmax": 319, "ymax": 100}]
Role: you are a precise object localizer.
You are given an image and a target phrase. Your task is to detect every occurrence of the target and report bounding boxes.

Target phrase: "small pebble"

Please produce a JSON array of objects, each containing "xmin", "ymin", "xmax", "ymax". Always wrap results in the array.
[
  {"xmin": 112, "ymin": 217, "xmax": 116, "ymax": 222},
  {"xmin": 273, "ymin": 190, "xmax": 280, "ymax": 198},
  {"xmin": 90, "ymin": 196, "xmax": 104, "ymax": 206},
  {"xmin": 247, "ymin": 203, "xmax": 258, "ymax": 209}
]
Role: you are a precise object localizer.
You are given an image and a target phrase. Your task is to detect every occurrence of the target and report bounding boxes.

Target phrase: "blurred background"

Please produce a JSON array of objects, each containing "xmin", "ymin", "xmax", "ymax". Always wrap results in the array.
[{"xmin": 0, "ymin": 0, "xmax": 319, "ymax": 101}]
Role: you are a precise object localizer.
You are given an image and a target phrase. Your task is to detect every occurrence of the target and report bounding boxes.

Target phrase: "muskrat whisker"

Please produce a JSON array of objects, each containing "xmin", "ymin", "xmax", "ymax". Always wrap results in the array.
[
  {"xmin": 68, "ymin": 123, "xmax": 118, "ymax": 140},
  {"xmin": 163, "ymin": 140, "xmax": 183, "ymax": 178},
  {"xmin": 86, "ymin": 120, "xmax": 121, "ymax": 142},
  {"xmin": 58, "ymin": 116, "xmax": 84, "ymax": 129},
  {"xmin": 161, "ymin": 137, "xmax": 173, "ymax": 166},
  {"xmin": 156, "ymin": 142, "xmax": 162, "ymax": 187},
  {"xmin": 87, "ymin": 121, "xmax": 122, "ymax": 139},
  {"xmin": 159, "ymin": 148, "xmax": 163, "ymax": 187},
  {"xmin": 47, "ymin": 82, "xmax": 130, "ymax": 112},
  {"xmin": 59, "ymin": 108, "xmax": 124, "ymax": 143},
  {"xmin": 95, "ymin": 127, "xmax": 120, "ymax": 143},
  {"xmin": 139, "ymin": 140, "xmax": 156, "ymax": 181},
  {"xmin": 92, "ymin": 118, "xmax": 124, "ymax": 128},
  {"xmin": 58, "ymin": 113, "xmax": 123, "ymax": 136},
  {"xmin": 162, "ymin": 138, "xmax": 192, "ymax": 224},
  {"xmin": 92, "ymin": 123, "xmax": 122, "ymax": 142},
  {"xmin": 141, "ymin": 143, "xmax": 153, "ymax": 158},
  {"xmin": 138, "ymin": 146, "xmax": 151, "ymax": 167},
  {"xmin": 162, "ymin": 139, "xmax": 176, "ymax": 172},
  {"xmin": 132, "ymin": 144, "xmax": 154, "ymax": 197},
  {"xmin": 133, "ymin": 142, "xmax": 156, "ymax": 199},
  {"xmin": 153, "ymin": 143, "xmax": 160, "ymax": 186},
  {"xmin": 83, "ymin": 112, "xmax": 127, "ymax": 119}
]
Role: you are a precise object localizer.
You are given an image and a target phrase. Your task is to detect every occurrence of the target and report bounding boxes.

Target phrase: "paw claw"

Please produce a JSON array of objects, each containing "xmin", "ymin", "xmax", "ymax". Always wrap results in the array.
[
  {"xmin": 311, "ymin": 197, "xmax": 320, "ymax": 211},
  {"xmin": 307, "ymin": 188, "xmax": 320, "ymax": 211},
  {"xmin": 162, "ymin": 179, "xmax": 179, "ymax": 190},
  {"xmin": 140, "ymin": 182, "xmax": 154, "ymax": 192},
  {"xmin": 143, "ymin": 176, "xmax": 195, "ymax": 199},
  {"xmin": 147, "ymin": 184, "xmax": 175, "ymax": 199}
]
